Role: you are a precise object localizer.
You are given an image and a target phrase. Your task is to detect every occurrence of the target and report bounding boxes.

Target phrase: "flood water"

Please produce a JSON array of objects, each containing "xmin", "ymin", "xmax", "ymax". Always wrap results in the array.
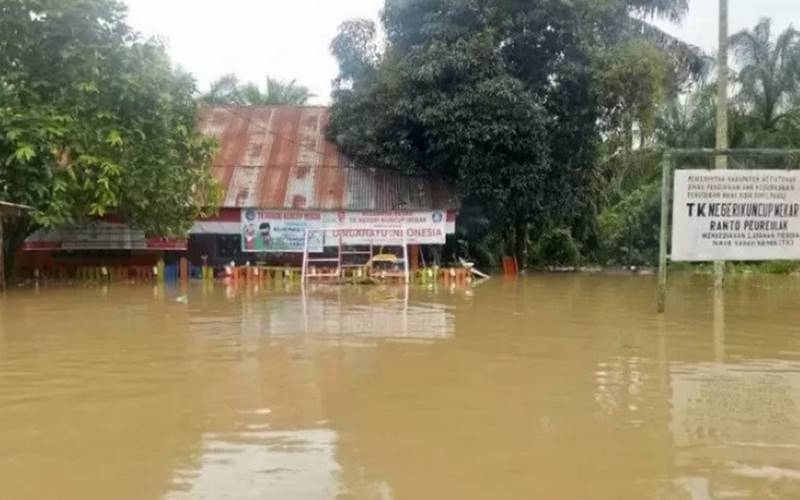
[{"xmin": 1, "ymin": 275, "xmax": 800, "ymax": 499}]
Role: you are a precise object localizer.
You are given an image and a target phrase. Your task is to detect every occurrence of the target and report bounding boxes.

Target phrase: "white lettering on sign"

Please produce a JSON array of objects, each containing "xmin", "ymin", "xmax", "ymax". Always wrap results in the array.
[
  {"xmin": 671, "ymin": 169, "xmax": 800, "ymax": 261},
  {"xmin": 321, "ymin": 211, "xmax": 447, "ymax": 245}
]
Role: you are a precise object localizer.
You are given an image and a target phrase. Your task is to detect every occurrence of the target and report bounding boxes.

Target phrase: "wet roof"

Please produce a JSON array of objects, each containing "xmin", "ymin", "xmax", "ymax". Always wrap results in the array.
[{"xmin": 198, "ymin": 106, "xmax": 458, "ymax": 211}]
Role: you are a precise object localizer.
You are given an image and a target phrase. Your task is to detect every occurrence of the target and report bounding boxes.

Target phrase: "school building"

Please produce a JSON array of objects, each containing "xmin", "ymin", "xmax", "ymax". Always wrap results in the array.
[{"xmin": 17, "ymin": 106, "xmax": 459, "ymax": 278}]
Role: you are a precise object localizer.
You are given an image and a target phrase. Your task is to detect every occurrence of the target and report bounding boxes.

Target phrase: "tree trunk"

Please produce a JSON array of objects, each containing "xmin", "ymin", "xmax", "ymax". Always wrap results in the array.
[
  {"xmin": 514, "ymin": 220, "xmax": 528, "ymax": 272},
  {"xmin": 625, "ymin": 114, "xmax": 634, "ymax": 154}
]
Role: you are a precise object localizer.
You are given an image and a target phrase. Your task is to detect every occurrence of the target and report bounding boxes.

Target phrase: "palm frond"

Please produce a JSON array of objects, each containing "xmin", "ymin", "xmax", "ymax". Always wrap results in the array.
[{"xmin": 628, "ymin": 0, "xmax": 689, "ymax": 23}]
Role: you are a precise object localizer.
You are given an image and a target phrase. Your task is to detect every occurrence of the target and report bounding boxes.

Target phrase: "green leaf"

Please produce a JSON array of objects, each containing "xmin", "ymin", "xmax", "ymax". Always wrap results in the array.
[
  {"xmin": 6, "ymin": 128, "xmax": 22, "ymax": 140},
  {"xmin": 14, "ymin": 144, "xmax": 36, "ymax": 162},
  {"xmin": 106, "ymin": 130, "xmax": 123, "ymax": 147},
  {"xmin": 77, "ymin": 81, "xmax": 99, "ymax": 93},
  {"xmin": 0, "ymin": 0, "xmax": 218, "ymax": 242}
]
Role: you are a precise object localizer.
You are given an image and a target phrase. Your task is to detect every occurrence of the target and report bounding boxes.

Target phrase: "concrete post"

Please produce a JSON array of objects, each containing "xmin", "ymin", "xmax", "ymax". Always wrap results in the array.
[
  {"xmin": 714, "ymin": 0, "xmax": 729, "ymax": 289},
  {"xmin": 657, "ymin": 154, "xmax": 673, "ymax": 313}
]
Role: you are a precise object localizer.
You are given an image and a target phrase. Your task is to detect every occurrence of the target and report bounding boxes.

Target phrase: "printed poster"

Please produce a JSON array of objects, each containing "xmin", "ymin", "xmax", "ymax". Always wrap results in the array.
[{"xmin": 241, "ymin": 209, "xmax": 322, "ymax": 253}]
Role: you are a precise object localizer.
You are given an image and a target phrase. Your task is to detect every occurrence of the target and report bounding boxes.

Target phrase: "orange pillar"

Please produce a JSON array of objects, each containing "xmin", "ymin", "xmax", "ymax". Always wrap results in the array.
[
  {"xmin": 409, "ymin": 245, "xmax": 420, "ymax": 271},
  {"xmin": 179, "ymin": 257, "xmax": 189, "ymax": 282}
]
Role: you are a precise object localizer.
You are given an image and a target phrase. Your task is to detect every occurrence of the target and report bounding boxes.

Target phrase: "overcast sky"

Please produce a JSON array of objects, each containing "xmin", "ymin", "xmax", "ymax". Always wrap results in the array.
[{"xmin": 123, "ymin": 0, "xmax": 799, "ymax": 104}]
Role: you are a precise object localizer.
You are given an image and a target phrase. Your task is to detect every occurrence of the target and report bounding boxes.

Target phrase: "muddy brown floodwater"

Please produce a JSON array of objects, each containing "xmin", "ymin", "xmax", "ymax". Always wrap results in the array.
[{"xmin": 2, "ymin": 275, "xmax": 800, "ymax": 499}]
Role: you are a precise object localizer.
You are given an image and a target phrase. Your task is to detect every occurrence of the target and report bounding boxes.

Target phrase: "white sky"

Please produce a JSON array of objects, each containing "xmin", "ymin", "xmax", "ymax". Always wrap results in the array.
[{"xmin": 123, "ymin": 0, "xmax": 799, "ymax": 104}]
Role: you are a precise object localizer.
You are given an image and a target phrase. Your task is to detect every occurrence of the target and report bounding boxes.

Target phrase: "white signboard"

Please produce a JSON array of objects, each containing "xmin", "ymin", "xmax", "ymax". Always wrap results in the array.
[
  {"xmin": 320, "ymin": 211, "xmax": 447, "ymax": 246},
  {"xmin": 671, "ymin": 169, "xmax": 800, "ymax": 261}
]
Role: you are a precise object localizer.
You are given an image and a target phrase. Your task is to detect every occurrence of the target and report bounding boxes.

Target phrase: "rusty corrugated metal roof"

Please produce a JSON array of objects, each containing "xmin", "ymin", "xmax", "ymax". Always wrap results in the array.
[{"xmin": 198, "ymin": 106, "xmax": 458, "ymax": 210}]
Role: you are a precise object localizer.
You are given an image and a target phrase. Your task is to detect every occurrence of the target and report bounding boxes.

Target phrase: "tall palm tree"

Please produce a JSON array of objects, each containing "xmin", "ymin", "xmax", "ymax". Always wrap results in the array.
[
  {"xmin": 201, "ymin": 75, "xmax": 315, "ymax": 105},
  {"xmin": 730, "ymin": 18, "xmax": 800, "ymax": 132},
  {"xmin": 201, "ymin": 74, "xmax": 244, "ymax": 104},
  {"xmin": 263, "ymin": 78, "xmax": 315, "ymax": 105},
  {"xmin": 626, "ymin": 0, "xmax": 689, "ymax": 22},
  {"xmin": 656, "ymin": 82, "xmax": 718, "ymax": 148}
]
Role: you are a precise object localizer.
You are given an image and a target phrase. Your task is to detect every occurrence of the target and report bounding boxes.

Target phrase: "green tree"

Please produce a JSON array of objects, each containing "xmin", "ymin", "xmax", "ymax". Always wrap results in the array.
[
  {"xmin": 598, "ymin": 39, "xmax": 669, "ymax": 151},
  {"xmin": 655, "ymin": 17, "xmax": 800, "ymax": 151},
  {"xmin": 0, "ymin": 0, "xmax": 220, "ymax": 282},
  {"xmin": 730, "ymin": 18, "xmax": 800, "ymax": 146},
  {"xmin": 599, "ymin": 178, "xmax": 662, "ymax": 266},
  {"xmin": 330, "ymin": 19, "xmax": 379, "ymax": 91},
  {"xmin": 604, "ymin": 16, "xmax": 800, "ymax": 267},
  {"xmin": 202, "ymin": 74, "xmax": 243, "ymax": 105},
  {"xmin": 656, "ymin": 83, "xmax": 717, "ymax": 148},
  {"xmin": 202, "ymin": 75, "xmax": 315, "ymax": 105},
  {"xmin": 328, "ymin": 0, "xmax": 692, "ymax": 267}
]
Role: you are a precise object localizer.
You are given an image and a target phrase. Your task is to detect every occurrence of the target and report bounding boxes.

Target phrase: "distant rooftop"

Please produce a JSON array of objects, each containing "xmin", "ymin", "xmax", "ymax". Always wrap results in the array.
[{"xmin": 198, "ymin": 106, "xmax": 458, "ymax": 211}]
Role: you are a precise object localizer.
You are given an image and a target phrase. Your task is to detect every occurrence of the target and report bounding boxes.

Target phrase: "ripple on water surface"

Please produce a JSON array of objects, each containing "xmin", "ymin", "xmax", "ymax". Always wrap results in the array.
[{"xmin": 1, "ymin": 275, "xmax": 800, "ymax": 499}]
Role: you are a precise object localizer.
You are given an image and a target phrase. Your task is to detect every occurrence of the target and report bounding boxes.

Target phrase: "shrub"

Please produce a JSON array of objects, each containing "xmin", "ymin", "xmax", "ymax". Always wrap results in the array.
[
  {"xmin": 758, "ymin": 261, "xmax": 800, "ymax": 275},
  {"xmin": 537, "ymin": 228, "xmax": 580, "ymax": 266},
  {"xmin": 598, "ymin": 181, "xmax": 661, "ymax": 266}
]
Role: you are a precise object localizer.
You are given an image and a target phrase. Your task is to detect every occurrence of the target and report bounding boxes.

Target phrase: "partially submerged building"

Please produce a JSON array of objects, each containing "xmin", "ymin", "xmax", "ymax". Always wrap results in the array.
[{"xmin": 17, "ymin": 106, "xmax": 458, "ymax": 277}]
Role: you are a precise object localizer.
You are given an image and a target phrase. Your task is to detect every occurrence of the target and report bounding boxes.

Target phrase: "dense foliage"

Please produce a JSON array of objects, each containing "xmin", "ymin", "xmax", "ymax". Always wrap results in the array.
[
  {"xmin": 328, "ymin": 0, "xmax": 696, "ymax": 267},
  {"xmin": 536, "ymin": 228, "xmax": 581, "ymax": 267},
  {"xmin": 0, "ymin": 0, "xmax": 220, "ymax": 278},
  {"xmin": 5, "ymin": 0, "xmax": 798, "ymax": 277},
  {"xmin": 602, "ymin": 18, "xmax": 800, "ymax": 266},
  {"xmin": 201, "ymin": 75, "xmax": 315, "ymax": 105}
]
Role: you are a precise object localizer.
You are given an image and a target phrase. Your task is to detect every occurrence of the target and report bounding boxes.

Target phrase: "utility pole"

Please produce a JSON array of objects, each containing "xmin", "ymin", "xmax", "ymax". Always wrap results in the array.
[{"xmin": 714, "ymin": 0, "xmax": 729, "ymax": 289}]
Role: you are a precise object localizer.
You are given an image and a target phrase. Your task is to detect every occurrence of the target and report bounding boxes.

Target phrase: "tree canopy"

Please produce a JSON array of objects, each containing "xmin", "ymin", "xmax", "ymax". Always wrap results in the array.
[
  {"xmin": 602, "ymin": 18, "xmax": 800, "ymax": 266},
  {"xmin": 201, "ymin": 75, "xmax": 315, "ymax": 105},
  {"xmin": 0, "ymin": 0, "xmax": 220, "ymax": 277},
  {"xmin": 328, "ymin": 0, "xmax": 696, "ymax": 265},
  {"xmin": 730, "ymin": 18, "xmax": 800, "ymax": 146}
]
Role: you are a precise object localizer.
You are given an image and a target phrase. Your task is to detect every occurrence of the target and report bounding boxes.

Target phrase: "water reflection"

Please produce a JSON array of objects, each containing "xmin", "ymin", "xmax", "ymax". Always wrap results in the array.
[
  {"xmin": 670, "ymin": 360, "xmax": 800, "ymax": 499},
  {"xmin": 2, "ymin": 276, "xmax": 800, "ymax": 499},
  {"xmin": 714, "ymin": 286, "xmax": 726, "ymax": 363},
  {"xmin": 247, "ymin": 284, "xmax": 455, "ymax": 341},
  {"xmin": 167, "ymin": 429, "xmax": 344, "ymax": 500}
]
